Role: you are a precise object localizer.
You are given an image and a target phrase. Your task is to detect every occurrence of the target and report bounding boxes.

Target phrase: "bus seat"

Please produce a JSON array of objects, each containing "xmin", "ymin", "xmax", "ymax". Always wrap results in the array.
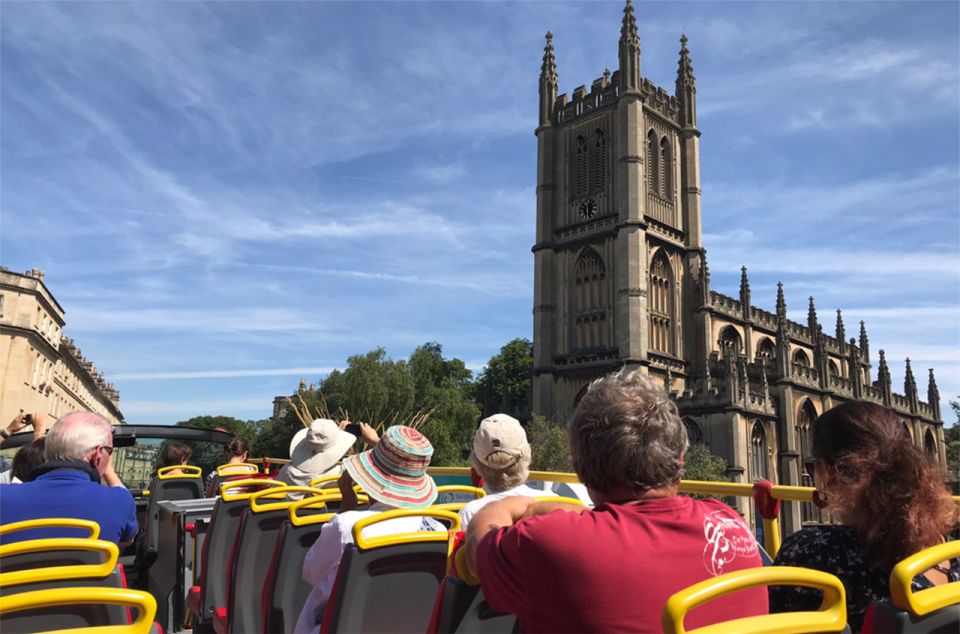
[
  {"xmin": 260, "ymin": 494, "xmax": 344, "ymax": 634},
  {"xmin": 205, "ymin": 462, "xmax": 260, "ymax": 497},
  {"xmin": 0, "ymin": 586, "xmax": 157, "ymax": 634},
  {"xmin": 662, "ymin": 566, "xmax": 848, "ymax": 634},
  {"xmin": 0, "ymin": 517, "xmax": 100, "ymax": 544},
  {"xmin": 320, "ymin": 508, "xmax": 460, "ymax": 634},
  {"xmin": 0, "ymin": 537, "xmax": 118, "ymax": 581},
  {"xmin": 429, "ymin": 576, "xmax": 519, "ymax": 634},
  {"xmin": 186, "ymin": 478, "xmax": 284, "ymax": 629},
  {"xmin": 861, "ymin": 540, "xmax": 960, "ymax": 634},
  {"xmin": 143, "ymin": 466, "xmax": 204, "ymax": 556},
  {"xmin": 215, "ymin": 486, "xmax": 326, "ymax": 634},
  {"xmin": 435, "ymin": 485, "xmax": 486, "ymax": 504}
]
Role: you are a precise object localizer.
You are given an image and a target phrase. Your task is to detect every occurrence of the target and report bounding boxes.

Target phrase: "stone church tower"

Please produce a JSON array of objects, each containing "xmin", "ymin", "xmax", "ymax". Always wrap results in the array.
[{"xmin": 532, "ymin": 0, "xmax": 945, "ymax": 532}]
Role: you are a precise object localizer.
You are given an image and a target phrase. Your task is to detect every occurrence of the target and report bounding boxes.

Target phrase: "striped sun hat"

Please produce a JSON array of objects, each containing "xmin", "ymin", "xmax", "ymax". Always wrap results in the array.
[{"xmin": 343, "ymin": 425, "xmax": 437, "ymax": 509}]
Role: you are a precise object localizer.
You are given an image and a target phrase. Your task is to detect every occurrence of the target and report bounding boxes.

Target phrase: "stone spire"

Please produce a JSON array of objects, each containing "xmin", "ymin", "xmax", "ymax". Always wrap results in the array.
[
  {"xmin": 539, "ymin": 31, "xmax": 559, "ymax": 126},
  {"xmin": 835, "ymin": 309, "xmax": 845, "ymax": 342},
  {"xmin": 849, "ymin": 338, "xmax": 863, "ymax": 398},
  {"xmin": 877, "ymin": 349, "xmax": 892, "ymax": 404},
  {"xmin": 928, "ymin": 368, "xmax": 941, "ymax": 420},
  {"xmin": 807, "ymin": 296, "xmax": 818, "ymax": 331},
  {"xmin": 676, "ymin": 33, "xmax": 697, "ymax": 128},
  {"xmin": 739, "ymin": 266, "xmax": 751, "ymax": 316},
  {"xmin": 904, "ymin": 357, "xmax": 918, "ymax": 403},
  {"xmin": 697, "ymin": 249, "xmax": 711, "ymax": 305},
  {"xmin": 618, "ymin": 0, "xmax": 641, "ymax": 91},
  {"xmin": 859, "ymin": 320, "xmax": 870, "ymax": 362},
  {"xmin": 775, "ymin": 282, "xmax": 786, "ymax": 319}
]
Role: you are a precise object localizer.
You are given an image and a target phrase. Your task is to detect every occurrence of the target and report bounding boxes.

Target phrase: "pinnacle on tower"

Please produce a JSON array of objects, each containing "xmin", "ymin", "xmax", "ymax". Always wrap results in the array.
[
  {"xmin": 835, "ymin": 309, "xmax": 845, "ymax": 341},
  {"xmin": 539, "ymin": 31, "xmax": 559, "ymax": 126},
  {"xmin": 739, "ymin": 266, "xmax": 750, "ymax": 305},
  {"xmin": 928, "ymin": 368, "xmax": 940, "ymax": 400},
  {"xmin": 904, "ymin": 357, "xmax": 918, "ymax": 398},
  {"xmin": 807, "ymin": 296, "xmax": 818, "ymax": 330},
  {"xmin": 775, "ymin": 282, "xmax": 786, "ymax": 319},
  {"xmin": 877, "ymin": 349, "xmax": 891, "ymax": 385},
  {"xmin": 859, "ymin": 320, "xmax": 870, "ymax": 361},
  {"xmin": 676, "ymin": 33, "xmax": 697, "ymax": 128},
  {"xmin": 618, "ymin": 0, "xmax": 641, "ymax": 91},
  {"xmin": 677, "ymin": 33, "xmax": 695, "ymax": 85}
]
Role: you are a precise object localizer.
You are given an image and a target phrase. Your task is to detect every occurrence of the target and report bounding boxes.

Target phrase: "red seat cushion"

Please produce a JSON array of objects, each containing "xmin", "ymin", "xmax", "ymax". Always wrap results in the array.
[
  {"xmin": 187, "ymin": 586, "xmax": 202, "ymax": 615},
  {"xmin": 213, "ymin": 607, "xmax": 228, "ymax": 634}
]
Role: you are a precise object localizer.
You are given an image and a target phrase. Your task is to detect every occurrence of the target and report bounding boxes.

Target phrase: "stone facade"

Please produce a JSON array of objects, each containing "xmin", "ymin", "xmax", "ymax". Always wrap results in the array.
[
  {"xmin": 0, "ymin": 267, "xmax": 122, "ymax": 426},
  {"xmin": 531, "ymin": 1, "xmax": 945, "ymax": 532}
]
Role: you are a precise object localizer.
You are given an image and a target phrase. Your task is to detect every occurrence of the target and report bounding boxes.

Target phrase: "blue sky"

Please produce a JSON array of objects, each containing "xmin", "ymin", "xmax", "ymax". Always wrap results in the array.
[{"xmin": 2, "ymin": 1, "xmax": 958, "ymax": 424}]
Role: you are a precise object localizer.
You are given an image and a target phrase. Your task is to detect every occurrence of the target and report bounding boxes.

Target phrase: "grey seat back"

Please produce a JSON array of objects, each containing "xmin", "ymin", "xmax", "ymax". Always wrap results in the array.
[
  {"xmin": 865, "ymin": 601, "xmax": 958, "ymax": 633},
  {"xmin": 195, "ymin": 497, "xmax": 247, "ymax": 622},
  {"xmin": 323, "ymin": 541, "xmax": 448, "ymax": 633},
  {"xmin": 144, "ymin": 474, "xmax": 204, "ymax": 554},
  {"xmin": 432, "ymin": 576, "xmax": 518, "ymax": 634},
  {"xmin": 263, "ymin": 520, "xmax": 326, "ymax": 633},
  {"xmin": 226, "ymin": 507, "xmax": 290, "ymax": 634}
]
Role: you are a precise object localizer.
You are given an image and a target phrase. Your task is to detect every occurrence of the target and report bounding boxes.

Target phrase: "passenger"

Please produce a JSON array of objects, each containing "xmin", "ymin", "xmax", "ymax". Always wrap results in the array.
[
  {"xmin": 0, "ymin": 412, "xmax": 47, "ymax": 484},
  {"xmin": 459, "ymin": 414, "xmax": 540, "ymax": 527},
  {"xmin": 769, "ymin": 401, "xmax": 959, "ymax": 631},
  {"xmin": 464, "ymin": 370, "xmax": 767, "ymax": 633},
  {"xmin": 294, "ymin": 425, "xmax": 441, "ymax": 634},
  {"xmin": 158, "ymin": 441, "xmax": 192, "ymax": 475},
  {"xmin": 0, "ymin": 412, "xmax": 137, "ymax": 546},
  {"xmin": 277, "ymin": 418, "xmax": 378, "ymax": 494},
  {"xmin": 204, "ymin": 435, "xmax": 252, "ymax": 496}
]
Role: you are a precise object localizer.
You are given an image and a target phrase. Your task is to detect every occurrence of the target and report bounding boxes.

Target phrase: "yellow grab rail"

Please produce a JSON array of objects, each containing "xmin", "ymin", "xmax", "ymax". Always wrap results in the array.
[
  {"xmin": 309, "ymin": 474, "xmax": 340, "ymax": 488},
  {"xmin": 288, "ymin": 491, "xmax": 351, "ymax": 526},
  {"xmin": 0, "ymin": 586, "xmax": 157, "ymax": 634},
  {"xmin": 890, "ymin": 540, "xmax": 960, "ymax": 616},
  {"xmin": 0, "ymin": 518, "xmax": 100, "ymax": 540},
  {"xmin": 0, "ymin": 538, "xmax": 119, "ymax": 587},
  {"xmin": 662, "ymin": 566, "xmax": 847, "ymax": 634},
  {"xmin": 216, "ymin": 462, "xmax": 260, "ymax": 476},
  {"xmin": 435, "ymin": 485, "xmax": 486, "ymax": 500},
  {"xmin": 249, "ymin": 486, "xmax": 325, "ymax": 513},
  {"xmin": 220, "ymin": 478, "xmax": 284, "ymax": 501},
  {"xmin": 157, "ymin": 465, "xmax": 202, "ymax": 479},
  {"xmin": 352, "ymin": 508, "xmax": 460, "ymax": 551}
]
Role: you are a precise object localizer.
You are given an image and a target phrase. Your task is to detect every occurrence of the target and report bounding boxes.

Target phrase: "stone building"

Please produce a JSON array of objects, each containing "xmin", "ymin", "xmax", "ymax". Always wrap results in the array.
[
  {"xmin": 0, "ymin": 267, "xmax": 123, "ymax": 426},
  {"xmin": 531, "ymin": 1, "xmax": 945, "ymax": 531}
]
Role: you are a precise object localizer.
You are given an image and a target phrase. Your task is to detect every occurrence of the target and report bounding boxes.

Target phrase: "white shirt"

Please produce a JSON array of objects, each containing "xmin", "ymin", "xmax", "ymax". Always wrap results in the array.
[
  {"xmin": 458, "ymin": 483, "xmax": 543, "ymax": 528},
  {"xmin": 0, "ymin": 469, "xmax": 17, "ymax": 484},
  {"xmin": 293, "ymin": 504, "xmax": 444, "ymax": 634}
]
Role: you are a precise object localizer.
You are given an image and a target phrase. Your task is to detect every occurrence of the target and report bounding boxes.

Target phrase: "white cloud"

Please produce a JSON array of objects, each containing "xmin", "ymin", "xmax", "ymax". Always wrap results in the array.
[{"xmin": 113, "ymin": 367, "xmax": 337, "ymax": 381}]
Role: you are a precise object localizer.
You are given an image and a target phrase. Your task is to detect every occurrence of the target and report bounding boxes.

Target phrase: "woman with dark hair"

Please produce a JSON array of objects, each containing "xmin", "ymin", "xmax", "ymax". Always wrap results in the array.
[
  {"xmin": 7, "ymin": 438, "xmax": 46, "ymax": 483},
  {"xmin": 770, "ymin": 401, "xmax": 959, "ymax": 631},
  {"xmin": 204, "ymin": 435, "xmax": 252, "ymax": 496}
]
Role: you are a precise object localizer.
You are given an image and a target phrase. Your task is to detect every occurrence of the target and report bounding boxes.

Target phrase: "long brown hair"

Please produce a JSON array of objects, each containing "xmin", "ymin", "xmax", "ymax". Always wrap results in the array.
[
  {"xmin": 225, "ymin": 436, "xmax": 250, "ymax": 459},
  {"xmin": 813, "ymin": 401, "xmax": 957, "ymax": 570}
]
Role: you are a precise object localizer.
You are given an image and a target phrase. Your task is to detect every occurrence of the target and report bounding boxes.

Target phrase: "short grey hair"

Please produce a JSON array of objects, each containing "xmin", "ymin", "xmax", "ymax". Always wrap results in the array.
[
  {"xmin": 568, "ymin": 369, "xmax": 688, "ymax": 494},
  {"xmin": 45, "ymin": 412, "xmax": 112, "ymax": 462},
  {"xmin": 470, "ymin": 449, "xmax": 531, "ymax": 492}
]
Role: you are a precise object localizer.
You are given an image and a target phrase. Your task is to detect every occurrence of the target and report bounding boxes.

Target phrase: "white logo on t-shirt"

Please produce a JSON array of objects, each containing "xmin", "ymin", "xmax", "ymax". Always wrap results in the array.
[{"xmin": 702, "ymin": 510, "xmax": 758, "ymax": 576}]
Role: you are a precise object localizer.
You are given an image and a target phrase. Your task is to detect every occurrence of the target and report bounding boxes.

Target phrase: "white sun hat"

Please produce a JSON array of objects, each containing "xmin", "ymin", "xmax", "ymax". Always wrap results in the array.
[{"xmin": 287, "ymin": 418, "xmax": 357, "ymax": 474}]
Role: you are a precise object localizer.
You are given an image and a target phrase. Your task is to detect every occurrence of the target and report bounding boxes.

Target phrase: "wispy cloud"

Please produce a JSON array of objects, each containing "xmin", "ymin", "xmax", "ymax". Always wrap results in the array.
[{"xmin": 114, "ymin": 367, "xmax": 337, "ymax": 381}]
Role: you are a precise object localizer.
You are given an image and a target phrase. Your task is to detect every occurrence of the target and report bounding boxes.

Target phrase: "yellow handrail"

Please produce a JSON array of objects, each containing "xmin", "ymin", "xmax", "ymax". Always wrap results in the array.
[
  {"xmin": 0, "ymin": 538, "xmax": 119, "ymax": 588},
  {"xmin": 889, "ymin": 540, "xmax": 960, "ymax": 616},
  {"xmin": 220, "ymin": 478, "xmax": 284, "ymax": 501},
  {"xmin": 662, "ymin": 566, "xmax": 847, "ymax": 634},
  {"xmin": 248, "ymin": 486, "xmax": 325, "ymax": 513},
  {"xmin": 435, "ymin": 485, "xmax": 486, "ymax": 500},
  {"xmin": 216, "ymin": 462, "xmax": 260, "ymax": 476},
  {"xmin": 0, "ymin": 586, "xmax": 157, "ymax": 634},
  {"xmin": 0, "ymin": 518, "xmax": 100, "ymax": 540},
  {"xmin": 157, "ymin": 465, "xmax": 202, "ymax": 479},
  {"xmin": 287, "ymin": 491, "xmax": 361, "ymax": 526},
  {"xmin": 352, "ymin": 508, "xmax": 460, "ymax": 551},
  {"xmin": 309, "ymin": 474, "xmax": 340, "ymax": 488}
]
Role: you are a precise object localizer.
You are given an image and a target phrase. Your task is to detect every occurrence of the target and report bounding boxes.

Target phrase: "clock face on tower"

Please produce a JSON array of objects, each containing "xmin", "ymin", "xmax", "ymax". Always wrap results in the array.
[{"xmin": 578, "ymin": 198, "xmax": 597, "ymax": 220}]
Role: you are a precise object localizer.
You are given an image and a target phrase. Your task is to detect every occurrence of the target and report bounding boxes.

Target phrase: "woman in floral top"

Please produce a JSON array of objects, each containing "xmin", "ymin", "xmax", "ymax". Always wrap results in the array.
[{"xmin": 769, "ymin": 402, "xmax": 959, "ymax": 632}]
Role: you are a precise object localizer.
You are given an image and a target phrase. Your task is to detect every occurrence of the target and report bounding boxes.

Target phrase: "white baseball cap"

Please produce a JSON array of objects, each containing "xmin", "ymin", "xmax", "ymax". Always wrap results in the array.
[{"xmin": 473, "ymin": 414, "xmax": 530, "ymax": 469}]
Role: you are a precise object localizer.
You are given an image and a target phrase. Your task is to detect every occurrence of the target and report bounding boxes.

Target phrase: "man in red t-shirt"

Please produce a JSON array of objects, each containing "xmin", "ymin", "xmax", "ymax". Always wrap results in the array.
[{"xmin": 464, "ymin": 370, "xmax": 768, "ymax": 633}]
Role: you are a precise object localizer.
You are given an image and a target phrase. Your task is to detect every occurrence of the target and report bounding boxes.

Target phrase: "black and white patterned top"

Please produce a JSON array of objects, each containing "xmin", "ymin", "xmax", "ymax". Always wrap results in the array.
[{"xmin": 769, "ymin": 525, "xmax": 960, "ymax": 632}]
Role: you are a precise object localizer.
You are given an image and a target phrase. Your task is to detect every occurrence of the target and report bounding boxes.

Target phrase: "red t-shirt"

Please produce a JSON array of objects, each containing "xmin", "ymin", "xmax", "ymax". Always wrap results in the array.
[{"xmin": 475, "ymin": 496, "xmax": 768, "ymax": 633}]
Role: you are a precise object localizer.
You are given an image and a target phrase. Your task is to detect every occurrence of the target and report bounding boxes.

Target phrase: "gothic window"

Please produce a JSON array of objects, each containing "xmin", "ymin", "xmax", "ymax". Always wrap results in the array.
[
  {"xmin": 793, "ymin": 349, "xmax": 811, "ymax": 367},
  {"xmin": 718, "ymin": 326, "xmax": 743, "ymax": 356},
  {"xmin": 902, "ymin": 421, "xmax": 912, "ymax": 440},
  {"xmin": 646, "ymin": 129, "xmax": 659, "ymax": 195},
  {"xmin": 649, "ymin": 251, "xmax": 674, "ymax": 354},
  {"xmin": 573, "ymin": 135, "xmax": 588, "ymax": 198},
  {"xmin": 756, "ymin": 338, "xmax": 776, "ymax": 365},
  {"xmin": 591, "ymin": 129, "xmax": 607, "ymax": 193},
  {"xmin": 659, "ymin": 136, "xmax": 672, "ymax": 200},
  {"xmin": 924, "ymin": 429, "xmax": 937, "ymax": 461},
  {"xmin": 828, "ymin": 360, "xmax": 840, "ymax": 377},
  {"xmin": 751, "ymin": 421, "xmax": 769, "ymax": 481},
  {"xmin": 683, "ymin": 417, "xmax": 703, "ymax": 446},
  {"xmin": 797, "ymin": 399, "xmax": 818, "ymax": 523},
  {"xmin": 573, "ymin": 248, "xmax": 607, "ymax": 351}
]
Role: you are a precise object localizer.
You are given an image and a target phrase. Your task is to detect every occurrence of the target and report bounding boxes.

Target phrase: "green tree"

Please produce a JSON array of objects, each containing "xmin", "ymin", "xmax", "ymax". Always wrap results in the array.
[
  {"xmin": 683, "ymin": 443, "xmax": 730, "ymax": 482},
  {"xmin": 474, "ymin": 338, "xmax": 533, "ymax": 418},
  {"xmin": 528, "ymin": 415, "xmax": 571, "ymax": 472}
]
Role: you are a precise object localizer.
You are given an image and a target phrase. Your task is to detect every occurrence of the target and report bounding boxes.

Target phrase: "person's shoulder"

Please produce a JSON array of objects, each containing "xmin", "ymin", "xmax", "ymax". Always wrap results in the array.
[{"xmin": 776, "ymin": 525, "xmax": 855, "ymax": 565}]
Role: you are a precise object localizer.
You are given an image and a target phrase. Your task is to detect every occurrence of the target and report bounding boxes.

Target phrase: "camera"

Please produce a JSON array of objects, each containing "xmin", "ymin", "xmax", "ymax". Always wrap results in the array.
[{"xmin": 23, "ymin": 414, "xmax": 32, "ymax": 425}]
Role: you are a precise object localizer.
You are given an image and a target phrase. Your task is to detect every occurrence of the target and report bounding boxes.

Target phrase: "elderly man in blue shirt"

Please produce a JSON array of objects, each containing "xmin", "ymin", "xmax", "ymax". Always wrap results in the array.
[{"xmin": 0, "ymin": 411, "xmax": 137, "ymax": 546}]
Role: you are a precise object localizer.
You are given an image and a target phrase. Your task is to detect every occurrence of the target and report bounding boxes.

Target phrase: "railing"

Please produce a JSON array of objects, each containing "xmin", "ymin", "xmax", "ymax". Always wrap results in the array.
[{"xmin": 427, "ymin": 467, "xmax": 960, "ymax": 559}]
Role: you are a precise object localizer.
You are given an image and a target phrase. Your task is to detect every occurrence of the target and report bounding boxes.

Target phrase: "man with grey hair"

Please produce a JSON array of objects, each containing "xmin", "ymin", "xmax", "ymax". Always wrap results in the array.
[
  {"xmin": 0, "ymin": 411, "xmax": 137, "ymax": 546},
  {"xmin": 458, "ymin": 414, "xmax": 540, "ymax": 527},
  {"xmin": 464, "ymin": 370, "xmax": 767, "ymax": 632}
]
